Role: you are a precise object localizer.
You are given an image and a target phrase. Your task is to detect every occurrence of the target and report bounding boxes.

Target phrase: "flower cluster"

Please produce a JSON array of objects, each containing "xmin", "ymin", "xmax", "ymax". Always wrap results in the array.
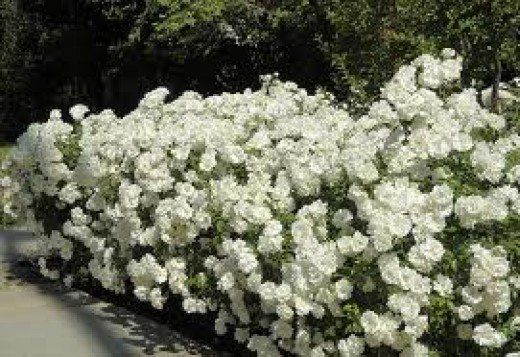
[
  {"xmin": 0, "ymin": 160, "xmax": 16, "ymax": 227},
  {"xmin": 6, "ymin": 50, "xmax": 520, "ymax": 356}
]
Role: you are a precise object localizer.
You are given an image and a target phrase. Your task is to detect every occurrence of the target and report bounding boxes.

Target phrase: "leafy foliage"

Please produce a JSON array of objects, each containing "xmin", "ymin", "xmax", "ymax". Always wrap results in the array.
[{"xmin": 2, "ymin": 0, "xmax": 518, "ymax": 140}]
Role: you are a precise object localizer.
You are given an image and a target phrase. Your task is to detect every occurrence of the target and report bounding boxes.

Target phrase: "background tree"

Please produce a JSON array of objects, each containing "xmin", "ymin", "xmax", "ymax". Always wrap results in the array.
[
  {"xmin": 440, "ymin": 0, "xmax": 520, "ymax": 112},
  {"xmin": 0, "ymin": 0, "xmax": 518, "ymax": 141}
]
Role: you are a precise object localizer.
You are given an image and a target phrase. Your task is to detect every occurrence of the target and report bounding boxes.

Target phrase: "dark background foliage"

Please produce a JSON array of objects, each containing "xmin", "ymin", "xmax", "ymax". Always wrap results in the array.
[{"xmin": 0, "ymin": 0, "xmax": 518, "ymax": 142}]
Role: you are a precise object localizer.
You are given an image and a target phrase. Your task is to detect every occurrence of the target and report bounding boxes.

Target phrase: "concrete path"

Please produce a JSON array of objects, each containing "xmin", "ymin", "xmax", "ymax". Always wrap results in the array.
[{"xmin": 0, "ymin": 230, "xmax": 222, "ymax": 357}]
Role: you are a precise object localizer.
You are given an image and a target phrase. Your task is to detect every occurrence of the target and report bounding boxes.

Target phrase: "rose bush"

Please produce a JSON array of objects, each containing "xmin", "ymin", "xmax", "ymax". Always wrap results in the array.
[
  {"xmin": 5, "ymin": 50, "xmax": 520, "ymax": 356},
  {"xmin": 0, "ymin": 156, "xmax": 15, "ymax": 227}
]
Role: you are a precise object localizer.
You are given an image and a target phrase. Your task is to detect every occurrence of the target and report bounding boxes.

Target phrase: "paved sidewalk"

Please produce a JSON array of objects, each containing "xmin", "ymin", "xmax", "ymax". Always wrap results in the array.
[{"xmin": 0, "ymin": 230, "xmax": 220, "ymax": 357}]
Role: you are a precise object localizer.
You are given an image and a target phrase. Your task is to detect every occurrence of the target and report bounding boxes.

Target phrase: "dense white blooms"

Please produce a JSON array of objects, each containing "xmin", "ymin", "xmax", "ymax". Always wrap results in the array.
[
  {"xmin": 127, "ymin": 254, "xmax": 167, "ymax": 304},
  {"xmin": 0, "ymin": 174, "xmax": 16, "ymax": 221},
  {"xmin": 6, "ymin": 50, "xmax": 520, "ymax": 356},
  {"xmin": 454, "ymin": 185, "xmax": 518, "ymax": 228},
  {"xmin": 360, "ymin": 311, "xmax": 400, "ymax": 348}
]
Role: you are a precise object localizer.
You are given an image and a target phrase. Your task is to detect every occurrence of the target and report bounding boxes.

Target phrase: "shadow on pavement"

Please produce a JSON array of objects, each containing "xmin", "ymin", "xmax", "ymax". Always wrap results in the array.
[
  {"xmin": 99, "ymin": 304, "xmax": 220, "ymax": 356},
  {"xmin": 1, "ymin": 229, "xmax": 230, "ymax": 357}
]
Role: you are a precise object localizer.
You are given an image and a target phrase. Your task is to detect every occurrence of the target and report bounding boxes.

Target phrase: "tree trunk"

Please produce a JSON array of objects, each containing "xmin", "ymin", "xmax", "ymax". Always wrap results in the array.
[{"xmin": 491, "ymin": 52, "xmax": 501, "ymax": 113}]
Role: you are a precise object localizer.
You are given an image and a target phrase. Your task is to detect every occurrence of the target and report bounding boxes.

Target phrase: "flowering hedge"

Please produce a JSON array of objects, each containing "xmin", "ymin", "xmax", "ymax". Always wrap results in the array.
[
  {"xmin": 0, "ymin": 156, "xmax": 15, "ymax": 227},
  {"xmin": 5, "ymin": 50, "xmax": 520, "ymax": 356}
]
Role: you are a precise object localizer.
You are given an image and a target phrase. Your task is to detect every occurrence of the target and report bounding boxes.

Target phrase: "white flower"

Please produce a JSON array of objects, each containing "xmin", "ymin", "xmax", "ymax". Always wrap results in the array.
[
  {"xmin": 276, "ymin": 304, "xmax": 294, "ymax": 321},
  {"xmin": 469, "ymin": 244, "xmax": 510, "ymax": 288},
  {"xmin": 335, "ymin": 278, "xmax": 353, "ymax": 300},
  {"xmin": 512, "ymin": 316, "xmax": 520, "ymax": 331},
  {"xmin": 119, "ymin": 180, "xmax": 141, "ymax": 210},
  {"xmin": 433, "ymin": 274, "xmax": 453, "ymax": 297},
  {"xmin": 457, "ymin": 305, "xmax": 474, "ymax": 321},
  {"xmin": 183, "ymin": 297, "xmax": 206, "ymax": 314},
  {"xmin": 472, "ymin": 323, "xmax": 506, "ymax": 347},
  {"xmin": 217, "ymin": 272, "xmax": 235, "ymax": 292},
  {"xmin": 139, "ymin": 87, "xmax": 169, "ymax": 108},
  {"xmin": 199, "ymin": 149, "xmax": 217, "ymax": 172},
  {"xmin": 257, "ymin": 233, "xmax": 283, "ymax": 255},
  {"xmin": 247, "ymin": 335, "xmax": 281, "ymax": 357},
  {"xmin": 58, "ymin": 183, "xmax": 82, "ymax": 204},
  {"xmin": 387, "ymin": 293, "xmax": 420, "ymax": 322},
  {"xmin": 407, "ymin": 238, "xmax": 444, "ymax": 272},
  {"xmin": 441, "ymin": 48, "xmax": 456, "ymax": 59},
  {"xmin": 69, "ymin": 104, "xmax": 89, "ymax": 121},
  {"xmin": 337, "ymin": 335, "xmax": 364, "ymax": 357},
  {"xmin": 149, "ymin": 288, "xmax": 165, "ymax": 309},
  {"xmin": 360, "ymin": 311, "xmax": 400, "ymax": 347},
  {"xmin": 133, "ymin": 286, "xmax": 149, "ymax": 301},
  {"xmin": 127, "ymin": 254, "xmax": 167, "ymax": 288},
  {"xmin": 400, "ymin": 343, "xmax": 428, "ymax": 357},
  {"xmin": 49, "ymin": 109, "xmax": 62, "ymax": 121},
  {"xmin": 337, "ymin": 232, "xmax": 368, "ymax": 256}
]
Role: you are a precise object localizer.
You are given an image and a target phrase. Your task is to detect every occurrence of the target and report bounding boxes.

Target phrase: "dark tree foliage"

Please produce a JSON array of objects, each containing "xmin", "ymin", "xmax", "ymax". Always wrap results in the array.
[{"xmin": 0, "ymin": 0, "xmax": 518, "ymax": 141}]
